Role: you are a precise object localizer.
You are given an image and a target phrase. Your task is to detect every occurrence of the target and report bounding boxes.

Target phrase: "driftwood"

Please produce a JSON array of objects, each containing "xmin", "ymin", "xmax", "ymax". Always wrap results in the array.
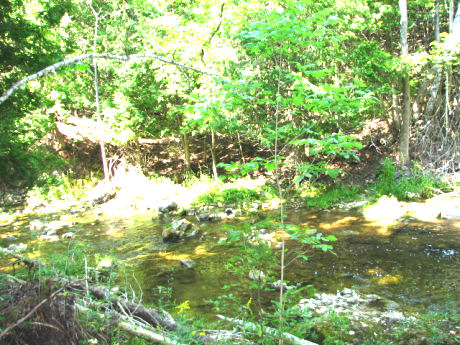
[
  {"xmin": 217, "ymin": 314, "xmax": 319, "ymax": 345},
  {"xmin": 0, "ymin": 52, "xmax": 221, "ymax": 105}
]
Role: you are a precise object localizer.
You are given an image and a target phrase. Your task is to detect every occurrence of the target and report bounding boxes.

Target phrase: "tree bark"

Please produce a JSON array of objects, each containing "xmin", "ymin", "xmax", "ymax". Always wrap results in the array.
[
  {"xmin": 391, "ymin": 86, "xmax": 401, "ymax": 132},
  {"xmin": 182, "ymin": 132, "xmax": 191, "ymax": 170},
  {"xmin": 399, "ymin": 0, "xmax": 411, "ymax": 166}
]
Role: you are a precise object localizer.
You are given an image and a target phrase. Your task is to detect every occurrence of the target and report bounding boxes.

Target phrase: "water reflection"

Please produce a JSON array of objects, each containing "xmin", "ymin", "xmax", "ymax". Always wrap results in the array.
[{"xmin": 1, "ymin": 207, "xmax": 459, "ymax": 318}]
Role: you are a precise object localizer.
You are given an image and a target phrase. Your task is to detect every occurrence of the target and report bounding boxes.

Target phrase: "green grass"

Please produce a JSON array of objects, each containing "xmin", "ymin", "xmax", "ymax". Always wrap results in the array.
[
  {"xmin": 300, "ymin": 183, "xmax": 362, "ymax": 209},
  {"xmin": 374, "ymin": 158, "xmax": 451, "ymax": 200}
]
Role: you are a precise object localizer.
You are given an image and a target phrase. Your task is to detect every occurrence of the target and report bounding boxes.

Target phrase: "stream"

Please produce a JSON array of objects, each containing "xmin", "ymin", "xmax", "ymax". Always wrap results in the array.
[{"xmin": 1, "ymin": 204, "xmax": 459, "ymax": 321}]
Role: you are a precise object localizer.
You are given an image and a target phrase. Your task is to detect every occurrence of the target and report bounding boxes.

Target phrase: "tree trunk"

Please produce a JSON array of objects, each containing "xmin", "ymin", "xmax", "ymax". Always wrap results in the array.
[
  {"xmin": 237, "ymin": 132, "xmax": 246, "ymax": 163},
  {"xmin": 446, "ymin": 1, "xmax": 460, "ymax": 50},
  {"xmin": 182, "ymin": 132, "xmax": 191, "ymax": 171},
  {"xmin": 412, "ymin": 72, "xmax": 429, "ymax": 120},
  {"xmin": 424, "ymin": 66, "xmax": 443, "ymax": 118},
  {"xmin": 399, "ymin": 0, "xmax": 411, "ymax": 166},
  {"xmin": 211, "ymin": 129, "xmax": 218, "ymax": 180},
  {"xmin": 435, "ymin": 0, "xmax": 440, "ymax": 42},
  {"xmin": 391, "ymin": 86, "xmax": 401, "ymax": 132},
  {"xmin": 449, "ymin": 1, "xmax": 454, "ymax": 33},
  {"xmin": 90, "ymin": 2, "xmax": 109, "ymax": 179},
  {"xmin": 202, "ymin": 135, "xmax": 208, "ymax": 170}
]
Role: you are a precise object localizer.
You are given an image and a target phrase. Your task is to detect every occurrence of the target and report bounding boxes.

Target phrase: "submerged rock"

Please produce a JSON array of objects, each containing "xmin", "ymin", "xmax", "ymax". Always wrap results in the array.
[
  {"xmin": 209, "ymin": 212, "xmax": 228, "ymax": 222},
  {"xmin": 180, "ymin": 259, "xmax": 196, "ymax": 269},
  {"xmin": 198, "ymin": 213, "xmax": 210, "ymax": 222},
  {"xmin": 198, "ymin": 212, "xmax": 227, "ymax": 222}
]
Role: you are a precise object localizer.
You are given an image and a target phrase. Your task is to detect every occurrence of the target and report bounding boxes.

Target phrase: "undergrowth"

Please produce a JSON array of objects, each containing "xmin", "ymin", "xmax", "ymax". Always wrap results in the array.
[
  {"xmin": 301, "ymin": 183, "xmax": 362, "ymax": 209},
  {"xmin": 374, "ymin": 158, "xmax": 451, "ymax": 200}
]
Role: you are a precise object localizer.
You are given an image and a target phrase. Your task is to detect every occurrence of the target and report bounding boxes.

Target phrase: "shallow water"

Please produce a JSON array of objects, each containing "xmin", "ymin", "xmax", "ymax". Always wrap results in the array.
[{"xmin": 1, "ymin": 206, "xmax": 459, "ymax": 319}]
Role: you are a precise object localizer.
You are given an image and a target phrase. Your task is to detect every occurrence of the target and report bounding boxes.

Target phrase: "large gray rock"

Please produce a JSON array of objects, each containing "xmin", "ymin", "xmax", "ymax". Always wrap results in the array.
[{"xmin": 162, "ymin": 218, "xmax": 194, "ymax": 242}]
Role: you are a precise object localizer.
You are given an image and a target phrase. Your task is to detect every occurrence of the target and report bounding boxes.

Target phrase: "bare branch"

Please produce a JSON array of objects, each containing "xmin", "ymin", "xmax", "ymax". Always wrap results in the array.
[
  {"xmin": 0, "ymin": 287, "xmax": 64, "ymax": 339},
  {"xmin": 0, "ymin": 53, "xmax": 221, "ymax": 105}
]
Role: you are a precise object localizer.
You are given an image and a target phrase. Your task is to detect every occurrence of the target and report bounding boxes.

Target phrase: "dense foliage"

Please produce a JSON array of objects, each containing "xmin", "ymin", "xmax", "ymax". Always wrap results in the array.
[{"xmin": 1, "ymin": 0, "xmax": 459, "ymax": 191}]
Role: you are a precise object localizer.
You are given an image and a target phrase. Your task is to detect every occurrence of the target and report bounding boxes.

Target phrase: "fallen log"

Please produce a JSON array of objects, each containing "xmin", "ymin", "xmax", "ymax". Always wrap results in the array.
[
  {"xmin": 216, "ymin": 314, "xmax": 319, "ymax": 345},
  {"xmin": 75, "ymin": 304, "xmax": 183, "ymax": 345},
  {"xmin": 68, "ymin": 281, "xmax": 178, "ymax": 331}
]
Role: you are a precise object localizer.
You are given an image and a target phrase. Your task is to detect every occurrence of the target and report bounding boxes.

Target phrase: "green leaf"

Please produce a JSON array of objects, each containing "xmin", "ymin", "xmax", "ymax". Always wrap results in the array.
[
  {"xmin": 327, "ymin": 169, "xmax": 340, "ymax": 179},
  {"xmin": 326, "ymin": 235, "xmax": 338, "ymax": 242}
]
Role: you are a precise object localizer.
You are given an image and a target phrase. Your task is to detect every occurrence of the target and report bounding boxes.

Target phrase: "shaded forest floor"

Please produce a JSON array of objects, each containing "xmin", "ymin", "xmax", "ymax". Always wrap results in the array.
[{"xmin": 53, "ymin": 117, "xmax": 393, "ymax": 186}]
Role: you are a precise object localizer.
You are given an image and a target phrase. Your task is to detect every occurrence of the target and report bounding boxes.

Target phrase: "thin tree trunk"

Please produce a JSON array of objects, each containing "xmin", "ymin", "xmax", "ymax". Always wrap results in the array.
[
  {"xmin": 399, "ymin": 0, "xmax": 411, "ymax": 166},
  {"xmin": 412, "ymin": 73, "xmax": 429, "ymax": 120},
  {"xmin": 202, "ymin": 135, "xmax": 208, "ymax": 170},
  {"xmin": 182, "ymin": 132, "xmax": 191, "ymax": 170},
  {"xmin": 391, "ymin": 86, "xmax": 401, "ymax": 132},
  {"xmin": 211, "ymin": 129, "xmax": 218, "ymax": 180},
  {"xmin": 236, "ymin": 132, "xmax": 246, "ymax": 163},
  {"xmin": 424, "ymin": 0, "xmax": 443, "ymax": 119},
  {"xmin": 425, "ymin": 66, "xmax": 443, "ymax": 118},
  {"xmin": 447, "ymin": 1, "xmax": 460, "ymax": 50},
  {"xmin": 90, "ymin": 2, "xmax": 109, "ymax": 179},
  {"xmin": 435, "ymin": 0, "xmax": 440, "ymax": 42}
]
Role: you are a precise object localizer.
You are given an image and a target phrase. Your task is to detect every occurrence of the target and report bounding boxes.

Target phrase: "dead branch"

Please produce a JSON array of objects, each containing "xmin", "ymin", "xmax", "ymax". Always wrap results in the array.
[
  {"xmin": 75, "ymin": 304, "xmax": 183, "ymax": 345},
  {"xmin": 0, "ymin": 53, "xmax": 221, "ymax": 105},
  {"xmin": 0, "ymin": 287, "xmax": 64, "ymax": 339},
  {"xmin": 216, "ymin": 314, "xmax": 319, "ymax": 345}
]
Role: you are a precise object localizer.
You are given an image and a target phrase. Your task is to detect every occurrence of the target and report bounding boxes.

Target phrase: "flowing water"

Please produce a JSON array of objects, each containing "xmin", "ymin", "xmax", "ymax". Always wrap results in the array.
[{"xmin": 1, "ymin": 205, "xmax": 459, "ymax": 319}]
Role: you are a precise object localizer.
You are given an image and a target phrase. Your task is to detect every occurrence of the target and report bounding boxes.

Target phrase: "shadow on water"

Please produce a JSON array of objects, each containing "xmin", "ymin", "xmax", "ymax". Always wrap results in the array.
[{"xmin": 1, "ymin": 207, "xmax": 459, "ymax": 318}]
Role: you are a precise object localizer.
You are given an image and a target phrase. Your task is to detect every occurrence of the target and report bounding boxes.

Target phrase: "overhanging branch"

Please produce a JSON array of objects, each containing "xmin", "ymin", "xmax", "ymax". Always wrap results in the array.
[{"xmin": 0, "ymin": 53, "xmax": 221, "ymax": 105}]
